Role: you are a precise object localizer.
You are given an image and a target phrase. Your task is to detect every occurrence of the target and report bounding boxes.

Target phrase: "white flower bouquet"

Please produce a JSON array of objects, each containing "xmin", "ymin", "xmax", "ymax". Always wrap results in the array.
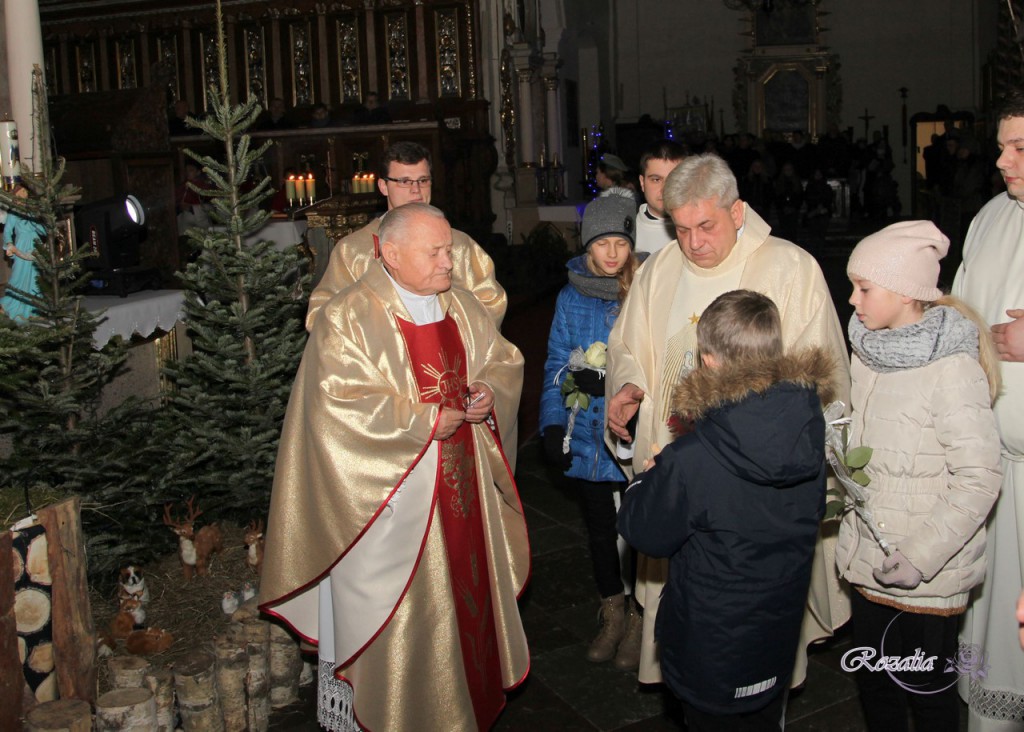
[{"xmin": 556, "ymin": 341, "xmax": 607, "ymax": 454}]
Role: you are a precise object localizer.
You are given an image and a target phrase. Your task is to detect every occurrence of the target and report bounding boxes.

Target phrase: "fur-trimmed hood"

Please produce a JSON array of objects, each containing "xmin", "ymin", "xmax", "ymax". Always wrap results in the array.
[
  {"xmin": 671, "ymin": 347, "xmax": 836, "ymax": 488},
  {"xmin": 672, "ymin": 347, "xmax": 836, "ymax": 420}
]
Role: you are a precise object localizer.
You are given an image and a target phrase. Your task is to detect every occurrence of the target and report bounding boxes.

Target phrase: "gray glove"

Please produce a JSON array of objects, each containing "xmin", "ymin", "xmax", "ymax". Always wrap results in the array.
[{"xmin": 872, "ymin": 549, "xmax": 923, "ymax": 590}]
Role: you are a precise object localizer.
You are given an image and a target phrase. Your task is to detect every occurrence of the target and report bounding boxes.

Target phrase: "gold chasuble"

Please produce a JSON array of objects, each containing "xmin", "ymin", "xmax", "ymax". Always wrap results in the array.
[
  {"xmin": 396, "ymin": 314, "xmax": 503, "ymax": 729},
  {"xmin": 260, "ymin": 263, "xmax": 530, "ymax": 732}
]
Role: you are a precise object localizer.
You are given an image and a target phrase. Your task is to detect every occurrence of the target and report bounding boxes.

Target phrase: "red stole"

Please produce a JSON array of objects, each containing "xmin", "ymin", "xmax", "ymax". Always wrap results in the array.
[{"xmin": 396, "ymin": 314, "xmax": 504, "ymax": 730}]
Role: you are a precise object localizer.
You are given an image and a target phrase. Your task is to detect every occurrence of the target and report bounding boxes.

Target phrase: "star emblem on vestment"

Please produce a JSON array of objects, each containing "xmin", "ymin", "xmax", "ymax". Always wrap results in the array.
[{"xmin": 689, "ymin": 313, "xmax": 700, "ymax": 325}]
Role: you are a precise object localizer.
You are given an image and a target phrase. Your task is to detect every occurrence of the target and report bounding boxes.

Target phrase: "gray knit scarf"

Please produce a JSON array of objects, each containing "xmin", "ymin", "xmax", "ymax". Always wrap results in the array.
[
  {"xmin": 568, "ymin": 268, "xmax": 620, "ymax": 301},
  {"xmin": 848, "ymin": 305, "xmax": 979, "ymax": 373}
]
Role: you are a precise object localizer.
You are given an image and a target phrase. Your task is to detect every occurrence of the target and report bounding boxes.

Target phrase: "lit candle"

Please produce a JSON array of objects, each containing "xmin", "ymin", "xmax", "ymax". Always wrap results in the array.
[
  {"xmin": 307, "ymin": 174, "xmax": 316, "ymax": 202},
  {"xmin": 352, "ymin": 174, "xmax": 360, "ymax": 194},
  {"xmin": 294, "ymin": 175, "xmax": 306, "ymax": 202},
  {"xmin": 368, "ymin": 173, "xmax": 376, "ymax": 193},
  {"xmin": 285, "ymin": 175, "xmax": 296, "ymax": 203}
]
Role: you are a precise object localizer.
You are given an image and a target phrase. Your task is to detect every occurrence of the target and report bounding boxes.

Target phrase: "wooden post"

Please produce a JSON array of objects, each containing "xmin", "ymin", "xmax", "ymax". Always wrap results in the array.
[
  {"xmin": 95, "ymin": 687, "xmax": 157, "ymax": 730},
  {"xmin": 0, "ymin": 530, "xmax": 26, "ymax": 730},
  {"xmin": 174, "ymin": 650, "xmax": 224, "ymax": 732},
  {"xmin": 144, "ymin": 667, "xmax": 175, "ymax": 732},
  {"xmin": 24, "ymin": 698, "xmax": 92, "ymax": 731},
  {"xmin": 245, "ymin": 639, "xmax": 270, "ymax": 732},
  {"xmin": 214, "ymin": 624, "xmax": 248, "ymax": 732},
  {"xmin": 107, "ymin": 655, "xmax": 150, "ymax": 689},
  {"xmin": 268, "ymin": 622, "xmax": 302, "ymax": 708},
  {"xmin": 233, "ymin": 601, "xmax": 269, "ymax": 732},
  {"xmin": 37, "ymin": 497, "xmax": 96, "ymax": 703}
]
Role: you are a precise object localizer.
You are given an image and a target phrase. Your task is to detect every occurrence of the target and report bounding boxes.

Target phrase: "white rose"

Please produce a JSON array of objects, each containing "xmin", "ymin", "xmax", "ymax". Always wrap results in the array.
[{"xmin": 584, "ymin": 341, "xmax": 607, "ymax": 368}]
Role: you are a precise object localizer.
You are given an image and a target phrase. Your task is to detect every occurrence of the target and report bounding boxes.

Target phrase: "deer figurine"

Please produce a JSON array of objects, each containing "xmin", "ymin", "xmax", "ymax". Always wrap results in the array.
[
  {"xmin": 163, "ymin": 496, "xmax": 224, "ymax": 581},
  {"xmin": 244, "ymin": 519, "xmax": 265, "ymax": 576}
]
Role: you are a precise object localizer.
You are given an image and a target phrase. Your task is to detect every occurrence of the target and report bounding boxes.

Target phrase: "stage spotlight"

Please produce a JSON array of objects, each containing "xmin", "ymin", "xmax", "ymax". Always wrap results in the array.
[
  {"xmin": 75, "ymin": 194, "xmax": 148, "ymax": 271},
  {"xmin": 125, "ymin": 194, "xmax": 145, "ymax": 227}
]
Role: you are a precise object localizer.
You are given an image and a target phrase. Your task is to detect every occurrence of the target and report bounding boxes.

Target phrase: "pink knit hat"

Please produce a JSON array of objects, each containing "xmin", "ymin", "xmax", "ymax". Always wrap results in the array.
[{"xmin": 846, "ymin": 220, "xmax": 949, "ymax": 302}]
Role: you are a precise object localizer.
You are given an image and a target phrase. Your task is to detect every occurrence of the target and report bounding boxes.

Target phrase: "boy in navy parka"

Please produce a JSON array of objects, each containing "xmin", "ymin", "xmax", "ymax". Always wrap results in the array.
[{"xmin": 618, "ymin": 290, "xmax": 835, "ymax": 730}]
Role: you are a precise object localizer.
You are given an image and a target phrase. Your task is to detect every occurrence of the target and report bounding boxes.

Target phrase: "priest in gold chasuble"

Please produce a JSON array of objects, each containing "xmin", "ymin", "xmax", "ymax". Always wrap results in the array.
[{"xmin": 260, "ymin": 204, "xmax": 529, "ymax": 732}]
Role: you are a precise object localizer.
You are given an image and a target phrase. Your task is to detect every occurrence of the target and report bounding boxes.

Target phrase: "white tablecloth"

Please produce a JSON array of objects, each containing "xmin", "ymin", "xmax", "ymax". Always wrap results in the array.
[
  {"xmin": 182, "ymin": 214, "xmax": 308, "ymax": 253},
  {"xmin": 84, "ymin": 290, "xmax": 186, "ymax": 348},
  {"xmin": 246, "ymin": 219, "xmax": 308, "ymax": 251}
]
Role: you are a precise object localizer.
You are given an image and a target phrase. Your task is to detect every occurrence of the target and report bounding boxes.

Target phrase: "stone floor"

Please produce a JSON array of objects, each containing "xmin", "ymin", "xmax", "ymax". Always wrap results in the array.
[
  {"xmin": 268, "ymin": 432, "xmax": 870, "ymax": 732},
  {"xmin": 268, "ymin": 216, "xmax": 971, "ymax": 730}
]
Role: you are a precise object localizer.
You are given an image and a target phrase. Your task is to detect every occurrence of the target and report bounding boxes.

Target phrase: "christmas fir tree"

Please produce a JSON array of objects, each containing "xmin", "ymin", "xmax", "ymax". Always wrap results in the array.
[
  {"xmin": 154, "ymin": 2, "xmax": 309, "ymax": 523},
  {"xmin": 0, "ymin": 67, "xmax": 155, "ymax": 576}
]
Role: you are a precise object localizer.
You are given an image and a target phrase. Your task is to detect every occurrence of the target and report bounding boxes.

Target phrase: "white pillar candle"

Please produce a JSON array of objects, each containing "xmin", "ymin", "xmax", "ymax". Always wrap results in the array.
[{"xmin": 5, "ymin": 0, "xmax": 45, "ymax": 174}]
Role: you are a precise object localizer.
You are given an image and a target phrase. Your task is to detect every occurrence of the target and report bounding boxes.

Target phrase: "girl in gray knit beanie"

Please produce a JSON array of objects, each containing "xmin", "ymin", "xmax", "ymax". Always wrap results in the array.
[
  {"xmin": 539, "ymin": 194, "xmax": 647, "ymax": 670},
  {"xmin": 840, "ymin": 220, "xmax": 1002, "ymax": 729}
]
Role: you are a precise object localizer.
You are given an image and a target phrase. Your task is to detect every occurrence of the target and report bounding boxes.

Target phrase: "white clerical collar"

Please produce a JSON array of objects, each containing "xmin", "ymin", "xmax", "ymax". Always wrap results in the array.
[{"xmin": 384, "ymin": 268, "xmax": 443, "ymax": 325}]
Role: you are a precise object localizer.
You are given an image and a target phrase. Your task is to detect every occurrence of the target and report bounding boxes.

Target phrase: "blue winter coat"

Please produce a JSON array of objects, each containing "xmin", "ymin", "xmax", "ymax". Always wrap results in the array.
[
  {"xmin": 540, "ymin": 255, "xmax": 626, "ymax": 483},
  {"xmin": 618, "ymin": 349, "xmax": 834, "ymax": 715}
]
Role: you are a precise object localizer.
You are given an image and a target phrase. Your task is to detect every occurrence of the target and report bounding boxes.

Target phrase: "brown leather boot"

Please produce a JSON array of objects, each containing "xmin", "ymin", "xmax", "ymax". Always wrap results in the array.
[
  {"xmin": 586, "ymin": 593, "xmax": 625, "ymax": 663},
  {"xmin": 613, "ymin": 596, "xmax": 643, "ymax": 670}
]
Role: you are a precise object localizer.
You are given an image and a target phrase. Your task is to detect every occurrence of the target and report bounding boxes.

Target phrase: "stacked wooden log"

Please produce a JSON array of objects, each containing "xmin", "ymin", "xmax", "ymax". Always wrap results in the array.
[
  {"xmin": 92, "ymin": 597, "xmax": 304, "ymax": 731},
  {"xmin": 4, "ymin": 498, "xmax": 307, "ymax": 730},
  {"xmin": 3, "ymin": 498, "xmax": 95, "ymax": 727}
]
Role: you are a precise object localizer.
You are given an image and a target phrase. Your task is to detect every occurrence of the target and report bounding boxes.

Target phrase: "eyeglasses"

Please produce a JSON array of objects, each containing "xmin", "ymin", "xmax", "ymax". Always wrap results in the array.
[{"xmin": 382, "ymin": 176, "xmax": 432, "ymax": 188}]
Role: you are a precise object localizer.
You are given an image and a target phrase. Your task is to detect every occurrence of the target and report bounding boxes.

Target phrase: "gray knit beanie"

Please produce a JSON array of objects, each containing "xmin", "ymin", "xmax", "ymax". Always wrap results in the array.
[
  {"xmin": 600, "ymin": 153, "xmax": 629, "ymax": 172},
  {"xmin": 581, "ymin": 196, "xmax": 636, "ymax": 249},
  {"xmin": 847, "ymin": 220, "xmax": 949, "ymax": 301}
]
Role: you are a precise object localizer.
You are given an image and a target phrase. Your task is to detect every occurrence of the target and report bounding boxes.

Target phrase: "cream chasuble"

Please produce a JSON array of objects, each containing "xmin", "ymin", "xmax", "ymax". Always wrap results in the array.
[{"xmin": 607, "ymin": 204, "xmax": 851, "ymax": 686}]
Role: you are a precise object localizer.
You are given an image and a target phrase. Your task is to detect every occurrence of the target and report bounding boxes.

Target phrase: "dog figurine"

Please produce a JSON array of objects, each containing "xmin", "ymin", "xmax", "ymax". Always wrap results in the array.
[{"xmin": 118, "ymin": 565, "xmax": 150, "ymax": 605}]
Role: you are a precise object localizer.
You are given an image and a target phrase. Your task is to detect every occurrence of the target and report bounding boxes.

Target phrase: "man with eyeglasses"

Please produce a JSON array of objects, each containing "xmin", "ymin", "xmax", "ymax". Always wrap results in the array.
[{"xmin": 306, "ymin": 141, "xmax": 506, "ymax": 331}]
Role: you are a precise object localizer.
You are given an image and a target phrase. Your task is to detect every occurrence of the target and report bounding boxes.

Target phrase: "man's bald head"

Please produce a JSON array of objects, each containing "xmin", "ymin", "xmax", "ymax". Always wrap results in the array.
[{"xmin": 379, "ymin": 203, "xmax": 454, "ymax": 296}]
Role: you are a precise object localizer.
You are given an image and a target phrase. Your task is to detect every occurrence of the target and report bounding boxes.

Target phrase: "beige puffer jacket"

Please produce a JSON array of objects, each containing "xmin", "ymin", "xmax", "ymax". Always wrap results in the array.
[{"xmin": 836, "ymin": 352, "xmax": 1001, "ymax": 615}]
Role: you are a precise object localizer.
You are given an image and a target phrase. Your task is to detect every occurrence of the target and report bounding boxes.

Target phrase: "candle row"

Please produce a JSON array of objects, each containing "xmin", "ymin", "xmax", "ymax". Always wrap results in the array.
[
  {"xmin": 351, "ymin": 173, "xmax": 376, "ymax": 194},
  {"xmin": 285, "ymin": 174, "xmax": 317, "ymax": 205}
]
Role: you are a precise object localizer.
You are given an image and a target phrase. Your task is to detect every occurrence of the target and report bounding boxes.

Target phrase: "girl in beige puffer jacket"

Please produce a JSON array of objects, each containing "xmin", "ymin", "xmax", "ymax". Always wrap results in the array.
[{"xmin": 839, "ymin": 221, "xmax": 1002, "ymax": 732}]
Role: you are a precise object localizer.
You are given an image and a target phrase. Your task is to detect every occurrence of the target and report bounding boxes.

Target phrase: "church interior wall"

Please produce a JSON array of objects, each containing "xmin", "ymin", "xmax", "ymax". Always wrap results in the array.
[
  {"xmin": 603, "ymin": 1, "xmax": 989, "ymax": 131},
  {"xmin": 0, "ymin": 0, "xmax": 1006, "ymax": 239},
  {"xmin": 582, "ymin": 0, "xmax": 997, "ymax": 211}
]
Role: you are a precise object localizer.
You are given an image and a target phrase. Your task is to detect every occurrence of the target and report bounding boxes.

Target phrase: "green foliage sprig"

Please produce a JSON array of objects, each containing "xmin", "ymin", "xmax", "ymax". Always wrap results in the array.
[{"xmin": 823, "ymin": 442, "xmax": 872, "ymax": 520}]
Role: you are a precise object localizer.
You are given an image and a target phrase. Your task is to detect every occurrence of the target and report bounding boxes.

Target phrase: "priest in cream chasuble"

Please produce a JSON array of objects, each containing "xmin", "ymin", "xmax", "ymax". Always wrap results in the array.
[
  {"xmin": 606, "ymin": 155, "xmax": 851, "ymax": 688},
  {"xmin": 260, "ymin": 204, "xmax": 529, "ymax": 732}
]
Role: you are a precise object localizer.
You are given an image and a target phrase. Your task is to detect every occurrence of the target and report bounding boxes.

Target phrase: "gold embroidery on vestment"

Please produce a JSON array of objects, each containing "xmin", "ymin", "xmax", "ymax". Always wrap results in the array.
[
  {"xmin": 442, "ymin": 440, "xmax": 475, "ymax": 518},
  {"xmin": 420, "ymin": 350, "xmax": 465, "ymax": 408}
]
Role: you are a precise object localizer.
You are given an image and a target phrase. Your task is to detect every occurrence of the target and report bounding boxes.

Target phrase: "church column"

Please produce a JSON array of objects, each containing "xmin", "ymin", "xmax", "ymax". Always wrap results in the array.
[
  {"xmin": 541, "ymin": 52, "xmax": 562, "ymax": 165},
  {"xmin": 511, "ymin": 43, "xmax": 536, "ymax": 165},
  {"xmin": 4, "ymin": 0, "xmax": 45, "ymax": 172}
]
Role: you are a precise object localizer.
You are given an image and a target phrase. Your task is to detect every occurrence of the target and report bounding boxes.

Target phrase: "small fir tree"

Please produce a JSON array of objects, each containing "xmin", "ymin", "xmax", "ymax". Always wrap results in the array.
[
  {"xmin": 0, "ymin": 67, "xmax": 155, "ymax": 575},
  {"xmin": 155, "ymin": 2, "xmax": 308, "ymax": 522}
]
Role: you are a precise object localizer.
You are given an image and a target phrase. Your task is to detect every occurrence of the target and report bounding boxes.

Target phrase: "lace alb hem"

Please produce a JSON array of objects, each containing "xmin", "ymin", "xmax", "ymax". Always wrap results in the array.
[
  {"xmin": 318, "ymin": 659, "xmax": 360, "ymax": 731},
  {"xmin": 970, "ymin": 678, "xmax": 1024, "ymax": 722}
]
